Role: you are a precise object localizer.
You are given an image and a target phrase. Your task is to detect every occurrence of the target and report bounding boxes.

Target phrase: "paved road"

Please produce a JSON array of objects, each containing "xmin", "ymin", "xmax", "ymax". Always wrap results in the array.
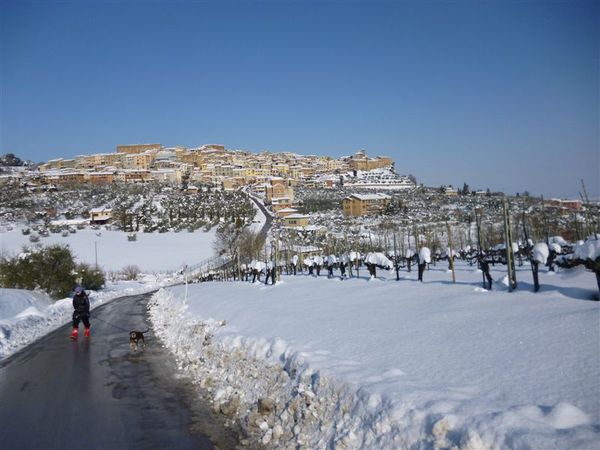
[
  {"xmin": 246, "ymin": 192, "xmax": 273, "ymax": 241},
  {"xmin": 0, "ymin": 293, "xmax": 239, "ymax": 450}
]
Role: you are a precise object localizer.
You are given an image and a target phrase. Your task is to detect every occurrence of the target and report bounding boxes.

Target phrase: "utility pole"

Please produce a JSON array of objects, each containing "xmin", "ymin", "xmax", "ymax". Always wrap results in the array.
[
  {"xmin": 94, "ymin": 241, "xmax": 98, "ymax": 269},
  {"xmin": 184, "ymin": 264, "xmax": 188, "ymax": 303}
]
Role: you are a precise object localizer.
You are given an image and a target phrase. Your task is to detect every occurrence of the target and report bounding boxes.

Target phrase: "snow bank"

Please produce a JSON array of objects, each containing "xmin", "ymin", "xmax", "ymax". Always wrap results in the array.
[
  {"xmin": 0, "ymin": 288, "xmax": 52, "ymax": 319},
  {"xmin": 148, "ymin": 264, "xmax": 599, "ymax": 449}
]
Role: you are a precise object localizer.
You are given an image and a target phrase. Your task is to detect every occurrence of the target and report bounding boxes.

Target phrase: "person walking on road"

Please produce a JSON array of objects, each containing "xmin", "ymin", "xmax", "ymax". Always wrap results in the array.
[{"xmin": 71, "ymin": 286, "xmax": 91, "ymax": 339}]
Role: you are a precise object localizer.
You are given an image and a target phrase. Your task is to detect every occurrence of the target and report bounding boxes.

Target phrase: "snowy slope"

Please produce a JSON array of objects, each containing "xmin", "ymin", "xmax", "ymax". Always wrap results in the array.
[
  {"xmin": 0, "ymin": 227, "xmax": 216, "ymax": 272},
  {"xmin": 149, "ymin": 263, "xmax": 599, "ymax": 449}
]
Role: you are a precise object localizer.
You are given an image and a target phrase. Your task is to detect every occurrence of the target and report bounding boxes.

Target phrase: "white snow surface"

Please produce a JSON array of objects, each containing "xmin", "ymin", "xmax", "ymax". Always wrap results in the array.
[
  {"xmin": 0, "ymin": 227, "xmax": 216, "ymax": 272},
  {"xmin": 148, "ymin": 262, "xmax": 599, "ymax": 449},
  {"xmin": 574, "ymin": 238, "xmax": 600, "ymax": 261}
]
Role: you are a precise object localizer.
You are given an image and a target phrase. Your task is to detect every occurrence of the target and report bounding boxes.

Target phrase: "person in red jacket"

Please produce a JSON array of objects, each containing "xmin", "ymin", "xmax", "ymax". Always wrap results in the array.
[{"xmin": 71, "ymin": 286, "xmax": 90, "ymax": 339}]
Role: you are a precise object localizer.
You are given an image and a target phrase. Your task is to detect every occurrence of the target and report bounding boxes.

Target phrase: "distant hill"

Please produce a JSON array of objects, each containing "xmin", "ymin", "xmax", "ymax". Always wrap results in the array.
[{"xmin": 0, "ymin": 153, "xmax": 34, "ymax": 168}]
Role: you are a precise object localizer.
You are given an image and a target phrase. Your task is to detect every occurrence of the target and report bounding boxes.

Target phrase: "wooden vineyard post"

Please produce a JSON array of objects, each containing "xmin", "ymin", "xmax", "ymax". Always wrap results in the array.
[
  {"xmin": 503, "ymin": 198, "xmax": 517, "ymax": 291},
  {"xmin": 393, "ymin": 230, "xmax": 400, "ymax": 281},
  {"xmin": 446, "ymin": 220, "xmax": 456, "ymax": 284},
  {"xmin": 475, "ymin": 210, "xmax": 486, "ymax": 288}
]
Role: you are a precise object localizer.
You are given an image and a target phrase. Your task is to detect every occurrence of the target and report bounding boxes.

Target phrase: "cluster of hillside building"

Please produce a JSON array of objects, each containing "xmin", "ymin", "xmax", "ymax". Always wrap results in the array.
[
  {"xmin": 33, "ymin": 144, "xmax": 400, "ymax": 189},
  {"xmin": 1, "ymin": 144, "xmax": 418, "ymax": 224}
]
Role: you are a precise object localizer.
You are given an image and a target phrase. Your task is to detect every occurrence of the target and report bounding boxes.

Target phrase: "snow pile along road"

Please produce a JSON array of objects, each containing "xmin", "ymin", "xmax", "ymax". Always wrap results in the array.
[{"xmin": 148, "ymin": 263, "xmax": 599, "ymax": 449}]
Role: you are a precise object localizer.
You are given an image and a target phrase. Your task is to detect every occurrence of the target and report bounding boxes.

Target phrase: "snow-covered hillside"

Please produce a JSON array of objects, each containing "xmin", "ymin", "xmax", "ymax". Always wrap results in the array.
[
  {"xmin": 0, "ymin": 227, "xmax": 216, "ymax": 272},
  {"xmin": 149, "ymin": 263, "xmax": 599, "ymax": 449}
]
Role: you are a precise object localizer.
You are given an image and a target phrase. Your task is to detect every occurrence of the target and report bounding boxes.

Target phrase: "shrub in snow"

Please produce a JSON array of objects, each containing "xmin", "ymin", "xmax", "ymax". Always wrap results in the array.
[
  {"xmin": 75, "ymin": 263, "xmax": 105, "ymax": 290},
  {"xmin": 0, "ymin": 245, "xmax": 76, "ymax": 299},
  {"xmin": 121, "ymin": 265, "xmax": 140, "ymax": 281}
]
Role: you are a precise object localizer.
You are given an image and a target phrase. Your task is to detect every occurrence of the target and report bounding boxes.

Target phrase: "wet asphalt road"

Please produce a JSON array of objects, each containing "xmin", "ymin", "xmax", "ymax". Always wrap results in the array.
[{"xmin": 0, "ymin": 293, "xmax": 239, "ymax": 450}]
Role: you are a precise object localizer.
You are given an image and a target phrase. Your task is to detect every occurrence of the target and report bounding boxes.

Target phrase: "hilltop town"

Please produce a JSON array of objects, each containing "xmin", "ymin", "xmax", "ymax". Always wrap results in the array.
[{"xmin": 12, "ymin": 144, "xmax": 410, "ymax": 190}]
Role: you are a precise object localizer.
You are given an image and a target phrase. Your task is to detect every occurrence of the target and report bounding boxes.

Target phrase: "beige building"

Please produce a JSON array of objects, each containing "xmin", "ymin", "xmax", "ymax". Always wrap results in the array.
[
  {"xmin": 151, "ymin": 169, "xmax": 182, "ymax": 184},
  {"xmin": 115, "ymin": 170, "xmax": 152, "ymax": 183},
  {"xmin": 346, "ymin": 150, "xmax": 393, "ymax": 171},
  {"xmin": 214, "ymin": 165, "xmax": 236, "ymax": 177},
  {"xmin": 276, "ymin": 207, "xmax": 299, "ymax": 218},
  {"xmin": 123, "ymin": 152, "xmax": 155, "ymax": 170},
  {"xmin": 87, "ymin": 172, "xmax": 114, "ymax": 185},
  {"xmin": 265, "ymin": 179, "xmax": 294, "ymax": 204},
  {"xmin": 42, "ymin": 171, "xmax": 85, "ymax": 185},
  {"xmin": 89, "ymin": 207, "xmax": 112, "ymax": 224},
  {"xmin": 343, "ymin": 193, "xmax": 391, "ymax": 217},
  {"xmin": 283, "ymin": 213, "xmax": 310, "ymax": 228},
  {"xmin": 117, "ymin": 143, "xmax": 162, "ymax": 154}
]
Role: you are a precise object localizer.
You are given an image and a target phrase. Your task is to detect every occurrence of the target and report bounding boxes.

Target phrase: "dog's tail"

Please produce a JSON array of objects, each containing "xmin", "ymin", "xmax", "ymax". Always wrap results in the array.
[{"xmin": 140, "ymin": 328, "xmax": 149, "ymax": 334}]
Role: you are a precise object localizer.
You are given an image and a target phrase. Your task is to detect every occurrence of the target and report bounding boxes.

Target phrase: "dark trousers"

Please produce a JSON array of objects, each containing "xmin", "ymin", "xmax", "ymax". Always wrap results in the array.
[{"xmin": 73, "ymin": 312, "xmax": 90, "ymax": 329}]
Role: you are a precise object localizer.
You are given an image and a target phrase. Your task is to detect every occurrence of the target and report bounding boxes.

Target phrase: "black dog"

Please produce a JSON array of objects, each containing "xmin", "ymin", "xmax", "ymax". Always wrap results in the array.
[{"xmin": 129, "ymin": 329, "xmax": 149, "ymax": 352}]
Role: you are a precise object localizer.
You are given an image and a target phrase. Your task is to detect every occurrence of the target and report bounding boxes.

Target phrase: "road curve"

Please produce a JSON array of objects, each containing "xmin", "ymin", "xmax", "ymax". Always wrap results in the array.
[
  {"xmin": 0, "ymin": 293, "xmax": 240, "ymax": 450},
  {"xmin": 246, "ymin": 191, "xmax": 273, "ymax": 241}
]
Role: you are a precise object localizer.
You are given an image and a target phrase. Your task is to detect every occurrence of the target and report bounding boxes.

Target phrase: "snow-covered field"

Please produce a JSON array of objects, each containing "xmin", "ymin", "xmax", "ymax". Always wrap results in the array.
[
  {"xmin": 0, "ymin": 227, "xmax": 216, "ymax": 272},
  {"xmin": 148, "ymin": 263, "xmax": 600, "ymax": 449}
]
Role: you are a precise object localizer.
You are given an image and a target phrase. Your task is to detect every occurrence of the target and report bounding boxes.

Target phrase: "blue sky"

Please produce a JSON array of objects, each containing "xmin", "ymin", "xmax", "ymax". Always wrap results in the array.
[{"xmin": 1, "ymin": 0, "xmax": 598, "ymax": 198}]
